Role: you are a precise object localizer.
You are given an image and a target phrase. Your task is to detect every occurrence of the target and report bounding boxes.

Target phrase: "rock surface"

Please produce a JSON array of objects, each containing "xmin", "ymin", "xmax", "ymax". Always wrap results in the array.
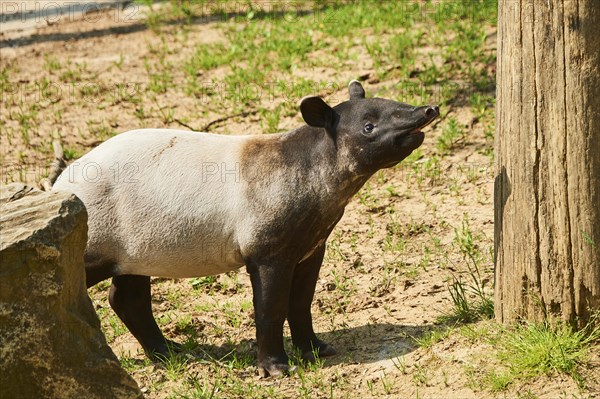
[{"xmin": 0, "ymin": 183, "xmax": 142, "ymax": 399}]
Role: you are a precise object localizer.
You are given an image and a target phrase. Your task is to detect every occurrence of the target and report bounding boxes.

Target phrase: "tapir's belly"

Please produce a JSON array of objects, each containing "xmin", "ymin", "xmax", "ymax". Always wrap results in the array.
[
  {"xmin": 114, "ymin": 236, "xmax": 246, "ymax": 278},
  {"xmin": 83, "ymin": 196, "xmax": 248, "ymax": 278},
  {"xmin": 85, "ymin": 177, "xmax": 248, "ymax": 278}
]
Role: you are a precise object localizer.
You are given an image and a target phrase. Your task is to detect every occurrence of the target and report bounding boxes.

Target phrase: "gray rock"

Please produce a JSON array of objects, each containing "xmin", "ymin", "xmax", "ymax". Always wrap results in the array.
[{"xmin": 0, "ymin": 183, "xmax": 143, "ymax": 399}]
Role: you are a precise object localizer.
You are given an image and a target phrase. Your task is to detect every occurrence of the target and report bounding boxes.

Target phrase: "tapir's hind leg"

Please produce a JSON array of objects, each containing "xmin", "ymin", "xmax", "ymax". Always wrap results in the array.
[
  {"xmin": 84, "ymin": 254, "xmax": 117, "ymax": 288},
  {"xmin": 108, "ymin": 275, "xmax": 181, "ymax": 359},
  {"xmin": 288, "ymin": 245, "xmax": 337, "ymax": 362}
]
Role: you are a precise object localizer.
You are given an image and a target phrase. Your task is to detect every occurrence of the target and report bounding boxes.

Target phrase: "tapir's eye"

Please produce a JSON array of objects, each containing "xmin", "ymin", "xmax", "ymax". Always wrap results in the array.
[{"xmin": 364, "ymin": 123, "xmax": 375, "ymax": 133}]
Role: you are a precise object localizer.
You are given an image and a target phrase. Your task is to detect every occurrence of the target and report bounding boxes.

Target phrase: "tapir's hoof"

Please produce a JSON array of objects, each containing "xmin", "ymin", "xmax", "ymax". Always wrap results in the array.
[
  {"xmin": 318, "ymin": 343, "xmax": 337, "ymax": 357},
  {"xmin": 257, "ymin": 361, "xmax": 294, "ymax": 378},
  {"xmin": 301, "ymin": 343, "xmax": 337, "ymax": 363},
  {"xmin": 165, "ymin": 339, "xmax": 184, "ymax": 352},
  {"xmin": 145, "ymin": 339, "xmax": 184, "ymax": 361}
]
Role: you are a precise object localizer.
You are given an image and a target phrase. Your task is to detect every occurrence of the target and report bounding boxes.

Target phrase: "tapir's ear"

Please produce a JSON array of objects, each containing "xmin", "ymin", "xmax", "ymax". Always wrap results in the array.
[
  {"xmin": 348, "ymin": 80, "xmax": 365, "ymax": 100},
  {"xmin": 300, "ymin": 96, "xmax": 336, "ymax": 132}
]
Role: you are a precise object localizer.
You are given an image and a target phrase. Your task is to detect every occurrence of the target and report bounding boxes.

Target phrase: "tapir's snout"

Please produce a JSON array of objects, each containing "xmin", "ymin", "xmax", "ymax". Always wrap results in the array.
[
  {"xmin": 402, "ymin": 104, "xmax": 439, "ymax": 136},
  {"xmin": 415, "ymin": 105, "xmax": 440, "ymax": 130},
  {"xmin": 425, "ymin": 105, "xmax": 440, "ymax": 119}
]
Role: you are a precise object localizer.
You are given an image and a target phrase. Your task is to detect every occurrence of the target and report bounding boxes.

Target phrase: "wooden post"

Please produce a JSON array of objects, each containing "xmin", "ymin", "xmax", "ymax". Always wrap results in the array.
[{"xmin": 494, "ymin": 0, "xmax": 600, "ymax": 326}]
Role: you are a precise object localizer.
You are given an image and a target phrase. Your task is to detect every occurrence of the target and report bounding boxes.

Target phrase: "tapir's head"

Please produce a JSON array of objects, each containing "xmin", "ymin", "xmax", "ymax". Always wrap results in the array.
[{"xmin": 300, "ymin": 80, "xmax": 439, "ymax": 174}]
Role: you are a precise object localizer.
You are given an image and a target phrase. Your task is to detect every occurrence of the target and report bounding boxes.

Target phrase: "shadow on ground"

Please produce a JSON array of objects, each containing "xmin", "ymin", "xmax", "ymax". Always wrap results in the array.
[
  {"xmin": 1, "ymin": 3, "xmax": 337, "ymax": 48},
  {"xmin": 145, "ymin": 322, "xmax": 437, "ymax": 370}
]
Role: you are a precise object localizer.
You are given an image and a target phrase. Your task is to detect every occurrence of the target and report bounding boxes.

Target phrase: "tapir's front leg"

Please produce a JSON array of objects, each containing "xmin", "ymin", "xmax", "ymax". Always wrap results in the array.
[
  {"xmin": 246, "ymin": 261, "xmax": 294, "ymax": 377},
  {"xmin": 288, "ymin": 245, "xmax": 337, "ymax": 362}
]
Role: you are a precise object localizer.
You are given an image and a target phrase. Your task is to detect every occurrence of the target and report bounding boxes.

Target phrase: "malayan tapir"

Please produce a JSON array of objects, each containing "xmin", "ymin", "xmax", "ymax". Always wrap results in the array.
[{"xmin": 52, "ymin": 81, "xmax": 439, "ymax": 377}]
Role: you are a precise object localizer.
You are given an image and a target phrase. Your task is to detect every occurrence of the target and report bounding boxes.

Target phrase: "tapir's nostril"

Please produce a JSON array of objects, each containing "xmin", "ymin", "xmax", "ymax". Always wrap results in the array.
[{"xmin": 425, "ymin": 106, "xmax": 440, "ymax": 118}]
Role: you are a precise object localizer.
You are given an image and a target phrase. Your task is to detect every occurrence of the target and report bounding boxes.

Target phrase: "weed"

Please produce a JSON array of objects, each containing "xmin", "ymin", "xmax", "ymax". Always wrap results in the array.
[
  {"xmin": 329, "ymin": 268, "xmax": 355, "ymax": 312},
  {"xmin": 369, "ymin": 264, "xmax": 397, "ymax": 297},
  {"xmin": 43, "ymin": 54, "xmax": 62, "ymax": 72},
  {"xmin": 217, "ymin": 349, "xmax": 254, "ymax": 371},
  {"xmin": 366, "ymin": 378, "xmax": 375, "ymax": 395},
  {"xmin": 458, "ymin": 323, "xmax": 492, "ymax": 342},
  {"xmin": 152, "ymin": 98, "xmax": 175, "ymax": 124},
  {"xmin": 0, "ymin": 64, "xmax": 13, "ymax": 95},
  {"xmin": 440, "ymin": 266, "xmax": 492, "ymax": 324},
  {"xmin": 469, "ymin": 92, "xmax": 495, "ymax": 120},
  {"xmin": 326, "ymin": 232, "xmax": 348, "ymax": 262},
  {"xmin": 413, "ymin": 328, "xmax": 453, "ymax": 349},
  {"xmin": 381, "ymin": 372, "xmax": 394, "ymax": 394},
  {"xmin": 63, "ymin": 147, "xmax": 80, "ymax": 160},
  {"xmin": 104, "ymin": 313, "xmax": 127, "ymax": 342},
  {"xmin": 357, "ymin": 182, "xmax": 380, "ymax": 210},
  {"xmin": 11, "ymin": 103, "xmax": 38, "ymax": 146},
  {"xmin": 134, "ymin": 105, "xmax": 148, "ymax": 122},
  {"xmin": 260, "ymin": 105, "xmax": 282, "ymax": 133},
  {"xmin": 60, "ymin": 61, "xmax": 87, "ymax": 83},
  {"xmin": 119, "ymin": 355, "xmax": 138, "ymax": 372},
  {"xmin": 438, "ymin": 217, "xmax": 493, "ymax": 324},
  {"xmin": 516, "ymin": 391, "xmax": 540, "ymax": 399},
  {"xmin": 436, "ymin": 117, "xmax": 465, "ymax": 154},
  {"xmin": 180, "ymin": 376, "xmax": 219, "ymax": 399},
  {"xmin": 483, "ymin": 371, "xmax": 512, "ymax": 392},
  {"xmin": 409, "ymin": 156, "xmax": 442, "ymax": 187},
  {"xmin": 114, "ymin": 53, "xmax": 125, "ymax": 69},
  {"xmin": 392, "ymin": 356, "xmax": 408, "ymax": 374},
  {"xmin": 223, "ymin": 67, "xmax": 265, "ymax": 108},
  {"xmin": 485, "ymin": 314, "xmax": 600, "ymax": 390},
  {"xmin": 146, "ymin": 66, "xmax": 173, "ymax": 95},
  {"xmin": 581, "ymin": 231, "xmax": 597, "ymax": 250},
  {"xmin": 162, "ymin": 352, "xmax": 190, "ymax": 381},
  {"xmin": 186, "ymin": 43, "xmax": 234, "ymax": 73},
  {"xmin": 412, "ymin": 363, "xmax": 429, "ymax": 386},
  {"xmin": 137, "ymin": 0, "xmax": 164, "ymax": 32},
  {"xmin": 87, "ymin": 121, "xmax": 116, "ymax": 141},
  {"xmin": 190, "ymin": 275, "xmax": 219, "ymax": 291}
]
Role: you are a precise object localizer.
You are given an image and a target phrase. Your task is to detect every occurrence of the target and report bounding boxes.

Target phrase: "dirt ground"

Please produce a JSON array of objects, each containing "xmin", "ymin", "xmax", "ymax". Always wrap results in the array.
[{"xmin": 1, "ymin": 2, "xmax": 598, "ymax": 398}]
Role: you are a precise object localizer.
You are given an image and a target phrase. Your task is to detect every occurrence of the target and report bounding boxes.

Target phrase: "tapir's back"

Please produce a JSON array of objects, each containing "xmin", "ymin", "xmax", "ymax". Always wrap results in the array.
[{"xmin": 53, "ymin": 129, "xmax": 253, "ymax": 277}]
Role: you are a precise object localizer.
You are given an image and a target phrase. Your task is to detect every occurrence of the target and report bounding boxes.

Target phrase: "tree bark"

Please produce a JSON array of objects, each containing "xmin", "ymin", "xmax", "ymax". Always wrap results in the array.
[{"xmin": 494, "ymin": 0, "xmax": 600, "ymax": 326}]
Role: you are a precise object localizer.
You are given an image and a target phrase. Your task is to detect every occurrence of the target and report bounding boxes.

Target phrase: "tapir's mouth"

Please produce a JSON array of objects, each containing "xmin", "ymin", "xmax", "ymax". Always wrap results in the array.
[
  {"xmin": 406, "ymin": 105, "xmax": 440, "ymax": 135},
  {"xmin": 408, "ymin": 113, "xmax": 438, "ymax": 135},
  {"xmin": 391, "ymin": 105, "xmax": 439, "ymax": 150}
]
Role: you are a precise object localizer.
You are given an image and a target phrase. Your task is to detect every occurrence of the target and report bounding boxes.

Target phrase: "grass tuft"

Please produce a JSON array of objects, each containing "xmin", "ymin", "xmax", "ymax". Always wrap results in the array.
[
  {"xmin": 436, "ymin": 117, "xmax": 465, "ymax": 155},
  {"xmin": 487, "ymin": 314, "xmax": 600, "ymax": 390},
  {"xmin": 439, "ymin": 217, "xmax": 494, "ymax": 324}
]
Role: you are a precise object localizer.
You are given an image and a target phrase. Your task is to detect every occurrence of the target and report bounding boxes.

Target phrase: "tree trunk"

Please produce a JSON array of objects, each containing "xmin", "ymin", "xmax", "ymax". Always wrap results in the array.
[{"xmin": 494, "ymin": 0, "xmax": 600, "ymax": 327}]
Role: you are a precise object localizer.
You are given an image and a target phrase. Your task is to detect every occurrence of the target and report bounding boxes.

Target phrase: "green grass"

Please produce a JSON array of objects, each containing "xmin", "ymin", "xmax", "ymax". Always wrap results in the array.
[
  {"xmin": 413, "ymin": 328, "xmax": 453, "ymax": 349},
  {"xmin": 484, "ymin": 315, "xmax": 600, "ymax": 391},
  {"xmin": 164, "ymin": 356, "xmax": 190, "ymax": 381},
  {"xmin": 408, "ymin": 155, "xmax": 442, "ymax": 188},
  {"xmin": 259, "ymin": 105, "xmax": 282, "ymax": 133},
  {"xmin": 437, "ymin": 117, "xmax": 466, "ymax": 154},
  {"xmin": 438, "ymin": 217, "xmax": 494, "ymax": 324},
  {"xmin": 442, "ymin": 277, "xmax": 493, "ymax": 324},
  {"xmin": 55, "ymin": 1, "xmax": 599, "ymax": 397},
  {"xmin": 43, "ymin": 54, "xmax": 62, "ymax": 73},
  {"xmin": 59, "ymin": 61, "xmax": 87, "ymax": 83},
  {"xmin": 469, "ymin": 92, "xmax": 495, "ymax": 120},
  {"xmin": 133, "ymin": 0, "xmax": 498, "ymax": 116},
  {"xmin": 190, "ymin": 275, "xmax": 219, "ymax": 291}
]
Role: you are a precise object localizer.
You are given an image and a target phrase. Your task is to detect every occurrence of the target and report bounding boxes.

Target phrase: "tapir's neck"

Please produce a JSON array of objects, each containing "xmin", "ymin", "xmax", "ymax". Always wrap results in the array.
[
  {"xmin": 240, "ymin": 125, "xmax": 374, "ymax": 212},
  {"xmin": 277, "ymin": 126, "xmax": 372, "ymax": 204}
]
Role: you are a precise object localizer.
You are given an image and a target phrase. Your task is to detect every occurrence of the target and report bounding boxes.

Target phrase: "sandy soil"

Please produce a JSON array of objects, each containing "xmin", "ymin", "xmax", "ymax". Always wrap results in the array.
[{"xmin": 1, "ymin": 3, "xmax": 597, "ymax": 399}]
